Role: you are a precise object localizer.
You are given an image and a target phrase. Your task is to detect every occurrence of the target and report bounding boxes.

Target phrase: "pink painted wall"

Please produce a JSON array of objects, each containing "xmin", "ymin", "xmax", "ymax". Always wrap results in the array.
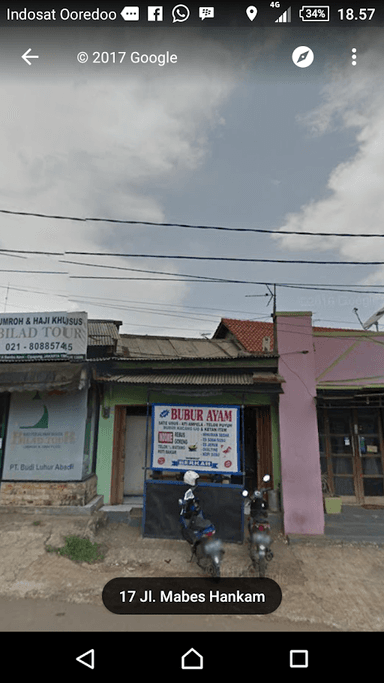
[
  {"xmin": 276, "ymin": 318, "xmax": 384, "ymax": 534},
  {"xmin": 276, "ymin": 313, "xmax": 324, "ymax": 535},
  {"xmin": 314, "ymin": 334, "xmax": 384, "ymax": 386}
]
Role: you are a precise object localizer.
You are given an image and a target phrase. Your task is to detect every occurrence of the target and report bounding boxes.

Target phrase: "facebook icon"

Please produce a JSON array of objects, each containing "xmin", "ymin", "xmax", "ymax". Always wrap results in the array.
[{"xmin": 148, "ymin": 6, "xmax": 163, "ymax": 21}]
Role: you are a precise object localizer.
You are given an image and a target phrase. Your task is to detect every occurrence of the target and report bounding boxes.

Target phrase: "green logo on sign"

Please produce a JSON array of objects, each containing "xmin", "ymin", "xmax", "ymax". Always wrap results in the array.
[{"xmin": 20, "ymin": 392, "xmax": 49, "ymax": 429}]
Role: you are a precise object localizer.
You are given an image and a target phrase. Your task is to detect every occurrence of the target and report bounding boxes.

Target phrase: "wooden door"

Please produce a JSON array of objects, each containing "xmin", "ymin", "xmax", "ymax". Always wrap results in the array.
[
  {"xmin": 318, "ymin": 406, "xmax": 384, "ymax": 505},
  {"xmin": 352, "ymin": 408, "xmax": 384, "ymax": 505},
  {"xmin": 124, "ymin": 415, "xmax": 152, "ymax": 495}
]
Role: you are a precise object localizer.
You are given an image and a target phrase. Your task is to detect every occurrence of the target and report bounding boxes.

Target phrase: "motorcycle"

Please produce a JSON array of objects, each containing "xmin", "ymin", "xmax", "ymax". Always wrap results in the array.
[
  {"xmin": 242, "ymin": 474, "xmax": 274, "ymax": 577},
  {"xmin": 179, "ymin": 471, "xmax": 224, "ymax": 578}
]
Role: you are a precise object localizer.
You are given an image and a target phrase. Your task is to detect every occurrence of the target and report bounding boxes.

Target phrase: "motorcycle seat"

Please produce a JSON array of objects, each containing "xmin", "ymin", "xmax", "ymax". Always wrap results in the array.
[{"xmin": 190, "ymin": 516, "xmax": 213, "ymax": 530}]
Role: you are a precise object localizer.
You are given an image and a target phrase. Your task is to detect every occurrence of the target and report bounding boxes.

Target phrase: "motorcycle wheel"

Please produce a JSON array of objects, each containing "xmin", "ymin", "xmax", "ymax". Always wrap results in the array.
[
  {"xmin": 207, "ymin": 560, "xmax": 221, "ymax": 578},
  {"xmin": 196, "ymin": 544, "xmax": 221, "ymax": 577},
  {"xmin": 196, "ymin": 554, "xmax": 211, "ymax": 574},
  {"xmin": 250, "ymin": 545, "xmax": 258, "ymax": 568},
  {"xmin": 258, "ymin": 556, "xmax": 266, "ymax": 577}
]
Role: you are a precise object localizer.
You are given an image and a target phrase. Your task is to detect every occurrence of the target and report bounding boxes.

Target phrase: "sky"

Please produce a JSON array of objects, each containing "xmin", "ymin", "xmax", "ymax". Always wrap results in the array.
[{"xmin": 1, "ymin": 23, "xmax": 384, "ymax": 337}]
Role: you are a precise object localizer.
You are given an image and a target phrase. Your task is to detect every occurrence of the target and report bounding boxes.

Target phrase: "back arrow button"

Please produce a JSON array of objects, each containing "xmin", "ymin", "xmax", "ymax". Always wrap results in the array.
[
  {"xmin": 22, "ymin": 48, "xmax": 39, "ymax": 65},
  {"xmin": 76, "ymin": 649, "xmax": 95, "ymax": 670}
]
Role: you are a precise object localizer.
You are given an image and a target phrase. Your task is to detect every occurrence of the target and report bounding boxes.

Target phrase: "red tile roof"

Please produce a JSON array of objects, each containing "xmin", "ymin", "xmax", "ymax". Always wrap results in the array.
[
  {"xmin": 217, "ymin": 318, "xmax": 360, "ymax": 354},
  {"xmin": 219, "ymin": 319, "xmax": 274, "ymax": 354}
]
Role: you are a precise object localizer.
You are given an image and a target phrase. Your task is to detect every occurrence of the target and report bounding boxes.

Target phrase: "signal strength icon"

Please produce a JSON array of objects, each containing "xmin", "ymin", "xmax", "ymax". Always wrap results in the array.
[{"xmin": 275, "ymin": 6, "xmax": 291, "ymax": 22}]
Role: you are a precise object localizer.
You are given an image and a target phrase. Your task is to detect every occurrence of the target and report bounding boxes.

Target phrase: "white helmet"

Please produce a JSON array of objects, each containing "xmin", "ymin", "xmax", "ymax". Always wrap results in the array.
[{"xmin": 183, "ymin": 470, "xmax": 200, "ymax": 486}]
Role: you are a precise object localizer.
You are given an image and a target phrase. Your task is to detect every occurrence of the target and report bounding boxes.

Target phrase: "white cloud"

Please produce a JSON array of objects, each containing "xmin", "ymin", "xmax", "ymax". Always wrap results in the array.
[
  {"xmin": 272, "ymin": 33, "xmax": 384, "ymax": 272},
  {"xmin": 0, "ymin": 40, "xmax": 239, "ymax": 334}
]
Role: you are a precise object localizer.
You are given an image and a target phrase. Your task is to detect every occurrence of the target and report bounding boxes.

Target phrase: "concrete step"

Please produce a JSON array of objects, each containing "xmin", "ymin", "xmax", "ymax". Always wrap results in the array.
[
  {"xmin": 100, "ymin": 504, "xmax": 143, "ymax": 526},
  {"xmin": 0, "ymin": 495, "xmax": 104, "ymax": 517}
]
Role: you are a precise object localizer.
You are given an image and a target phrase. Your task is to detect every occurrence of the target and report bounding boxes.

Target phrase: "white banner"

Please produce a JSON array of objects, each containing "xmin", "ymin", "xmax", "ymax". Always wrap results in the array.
[
  {"xmin": 0, "ymin": 311, "xmax": 88, "ymax": 359},
  {"xmin": 151, "ymin": 404, "xmax": 240, "ymax": 473},
  {"xmin": 2, "ymin": 389, "xmax": 88, "ymax": 480}
]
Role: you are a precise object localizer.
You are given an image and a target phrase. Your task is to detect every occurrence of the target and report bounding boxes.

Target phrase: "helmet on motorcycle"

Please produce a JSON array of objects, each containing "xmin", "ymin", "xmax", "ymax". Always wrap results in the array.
[{"xmin": 183, "ymin": 470, "xmax": 200, "ymax": 486}]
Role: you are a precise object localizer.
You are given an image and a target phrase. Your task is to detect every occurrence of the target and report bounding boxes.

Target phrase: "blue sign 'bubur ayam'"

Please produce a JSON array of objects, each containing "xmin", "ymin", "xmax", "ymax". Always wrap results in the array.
[{"xmin": 152, "ymin": 404, "xmax": 240, "ymax": 474}]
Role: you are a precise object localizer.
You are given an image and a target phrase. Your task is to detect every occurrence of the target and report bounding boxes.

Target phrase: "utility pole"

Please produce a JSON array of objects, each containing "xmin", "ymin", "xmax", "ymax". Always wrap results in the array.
[
  {"xmin": 273, "ymin": 284, "xmax": 276, "ymax": 316},
  {"xmin": 272, "ymin": 284, "xmax": 277, "ymax": 353}
]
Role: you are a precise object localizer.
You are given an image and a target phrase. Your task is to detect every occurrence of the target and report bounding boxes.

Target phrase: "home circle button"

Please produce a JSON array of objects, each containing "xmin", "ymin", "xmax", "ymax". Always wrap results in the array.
[{"xmin": 181, "ymin": 648, "xmax": 203, "ymax": 670}]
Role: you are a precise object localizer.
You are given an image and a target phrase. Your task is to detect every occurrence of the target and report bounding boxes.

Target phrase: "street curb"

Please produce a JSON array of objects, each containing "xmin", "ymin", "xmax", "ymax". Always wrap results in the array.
[{"xmin": 287, "ymin": 533, "xmax": 384, "ymax": 546}]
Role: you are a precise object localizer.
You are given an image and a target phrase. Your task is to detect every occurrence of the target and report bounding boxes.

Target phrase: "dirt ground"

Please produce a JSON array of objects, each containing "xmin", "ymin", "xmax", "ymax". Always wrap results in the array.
[{"xmin": 1, "ymin": 510, "xmax": 384, "ymax": 632}]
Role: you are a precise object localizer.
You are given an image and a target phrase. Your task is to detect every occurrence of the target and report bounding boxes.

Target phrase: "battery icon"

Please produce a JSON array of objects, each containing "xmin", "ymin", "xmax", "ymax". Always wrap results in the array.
[{"xmin": 299, "ymin": 5, "xmax": 330, "ymax": 21}]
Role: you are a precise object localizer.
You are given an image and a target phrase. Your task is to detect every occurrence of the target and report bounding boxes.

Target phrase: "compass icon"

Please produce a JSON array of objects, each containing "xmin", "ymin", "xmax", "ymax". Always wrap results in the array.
[{"xmin": 292, "ymin": 46, "xmax": 314, "ymax": 68}]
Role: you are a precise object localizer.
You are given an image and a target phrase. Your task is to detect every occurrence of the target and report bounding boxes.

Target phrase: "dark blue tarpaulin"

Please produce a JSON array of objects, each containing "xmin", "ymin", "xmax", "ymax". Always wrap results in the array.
[{"xmin": 143, "ymin": 479, "xmax": 244, "ymax": 543}]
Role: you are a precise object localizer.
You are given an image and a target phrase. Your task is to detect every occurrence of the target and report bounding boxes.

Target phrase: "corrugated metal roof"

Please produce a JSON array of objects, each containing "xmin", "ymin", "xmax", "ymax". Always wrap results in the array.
[
  {"xmin": 95, "ymin": 372, "xmax": 283, "ymax": 385},
  {"xmin": 87, "ymin": 320, "xmax": 121, "ymax": 346},
  {"xmin": 119, "ymin": 334, "xmax": 252, "ymax": 359},
  {"xmin": 0, "ymin": 362, "xmax": 88, "ymax": 393}
]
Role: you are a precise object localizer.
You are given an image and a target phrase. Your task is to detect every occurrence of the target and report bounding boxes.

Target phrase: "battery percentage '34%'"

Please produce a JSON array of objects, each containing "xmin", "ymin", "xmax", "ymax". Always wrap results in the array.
[{"xmin": 299, "ymin": 5, "xmax": 330, "ymax": 21}]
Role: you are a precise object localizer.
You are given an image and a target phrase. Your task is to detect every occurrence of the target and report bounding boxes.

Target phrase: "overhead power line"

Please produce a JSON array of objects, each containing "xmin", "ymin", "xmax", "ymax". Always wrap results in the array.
[
  {"xmin": 68, "ymin": 275, "xmax": 384, "ymax": 293},
  {"xmin": 65, "ymin": 252, "xmax": 384, "ymax": 266},
  {"xmin": 2, "ymin": 256, "xmax": 384, "ymax": 294},
  {"xmin": 0, "ymin": 270, "xmax": 66, "ymax": 274},
  {"xmin": 61, "ymin": 260, "xmax": 247, "ymax": 285},
  {"xmin": 0, "ymin": 282, "xmax": 271, "ymax": 320},
  {"xmin": 0, "ymin": 268, "xmax": 384, "ymax": 298},
  {"xmin": 2, "ymin": 207, "xmax": 384, "ymax": 238},
  {"xmin": 71, "ymin": 277, "xmax": 226, "ymax": 281},
  {"xmin": 61, "ymin": 261, "xmax": 384, "ymax": 293},
  {"xmin": 1, "ymin": 246, "xmax": 383, "ymax": 265}
]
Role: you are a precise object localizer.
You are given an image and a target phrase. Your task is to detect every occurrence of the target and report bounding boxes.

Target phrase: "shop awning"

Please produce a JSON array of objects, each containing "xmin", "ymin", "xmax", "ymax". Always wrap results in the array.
[
  {"xmin": 0, "ymin": 362, "xmax": 88, "ymax": 393},
  {"xmin": 95, "ymin": 371, "xmax": 284, "ymax": 387}
]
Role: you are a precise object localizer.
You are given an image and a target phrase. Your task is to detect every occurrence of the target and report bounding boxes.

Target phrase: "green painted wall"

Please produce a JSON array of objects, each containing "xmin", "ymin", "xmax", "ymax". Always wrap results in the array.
[
  {"xmin": 95, "ymin": 384, "xmax": 280, "ymax": 505},
  {"xmin": 271, "ymin": 402, "xmax": 281, "ymax": 489}
]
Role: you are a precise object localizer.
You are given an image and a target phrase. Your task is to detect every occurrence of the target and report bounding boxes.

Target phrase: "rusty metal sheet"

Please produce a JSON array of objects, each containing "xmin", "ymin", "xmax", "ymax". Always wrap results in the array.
[{"xmin": 0, "ymin": 362, "xmax": 88, "ymax": 393}]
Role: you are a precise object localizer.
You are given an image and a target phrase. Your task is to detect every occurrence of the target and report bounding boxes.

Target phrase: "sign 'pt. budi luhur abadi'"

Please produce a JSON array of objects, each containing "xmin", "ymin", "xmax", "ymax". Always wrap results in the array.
[
  {"xmin": 151, "ymin": 404, "xmax": 240, "ymax": 474},
  {"xmin": 2, "ymin": 389, "xmax": 89, "ymax": 481},
  {"xmin": 0, "ymin": 311, "xmax": 88, "ymax": 359}
]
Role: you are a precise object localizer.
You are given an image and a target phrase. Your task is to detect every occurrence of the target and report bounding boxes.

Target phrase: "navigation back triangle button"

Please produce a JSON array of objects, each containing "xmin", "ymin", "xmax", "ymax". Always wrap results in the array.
[{"xmin": 76, "ymin": 649, "xmax": 95, "ymax": 670}]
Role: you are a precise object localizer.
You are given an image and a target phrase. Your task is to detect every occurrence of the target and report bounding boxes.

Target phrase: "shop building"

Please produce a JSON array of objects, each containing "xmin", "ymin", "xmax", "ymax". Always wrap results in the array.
[
  {"xmin": 92, "ymin": 334, "xmax": 284, "ymax": 540},
  {"xmin": 6, "ymin": 309, "xmax": 380, "ymax": 540},
  {"xmin": 0, "ymin": 314, "xmax": 121, "ymax": 508},
  {"xmin": 214, "ymin": 313, "xmax": 384, "ymax": 535}
]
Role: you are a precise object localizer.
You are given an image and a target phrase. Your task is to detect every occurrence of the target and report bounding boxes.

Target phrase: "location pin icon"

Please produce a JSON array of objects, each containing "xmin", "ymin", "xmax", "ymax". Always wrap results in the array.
[{"xmin": 246, "ymin": 6, "xmax": 258, "ymax": 21}]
